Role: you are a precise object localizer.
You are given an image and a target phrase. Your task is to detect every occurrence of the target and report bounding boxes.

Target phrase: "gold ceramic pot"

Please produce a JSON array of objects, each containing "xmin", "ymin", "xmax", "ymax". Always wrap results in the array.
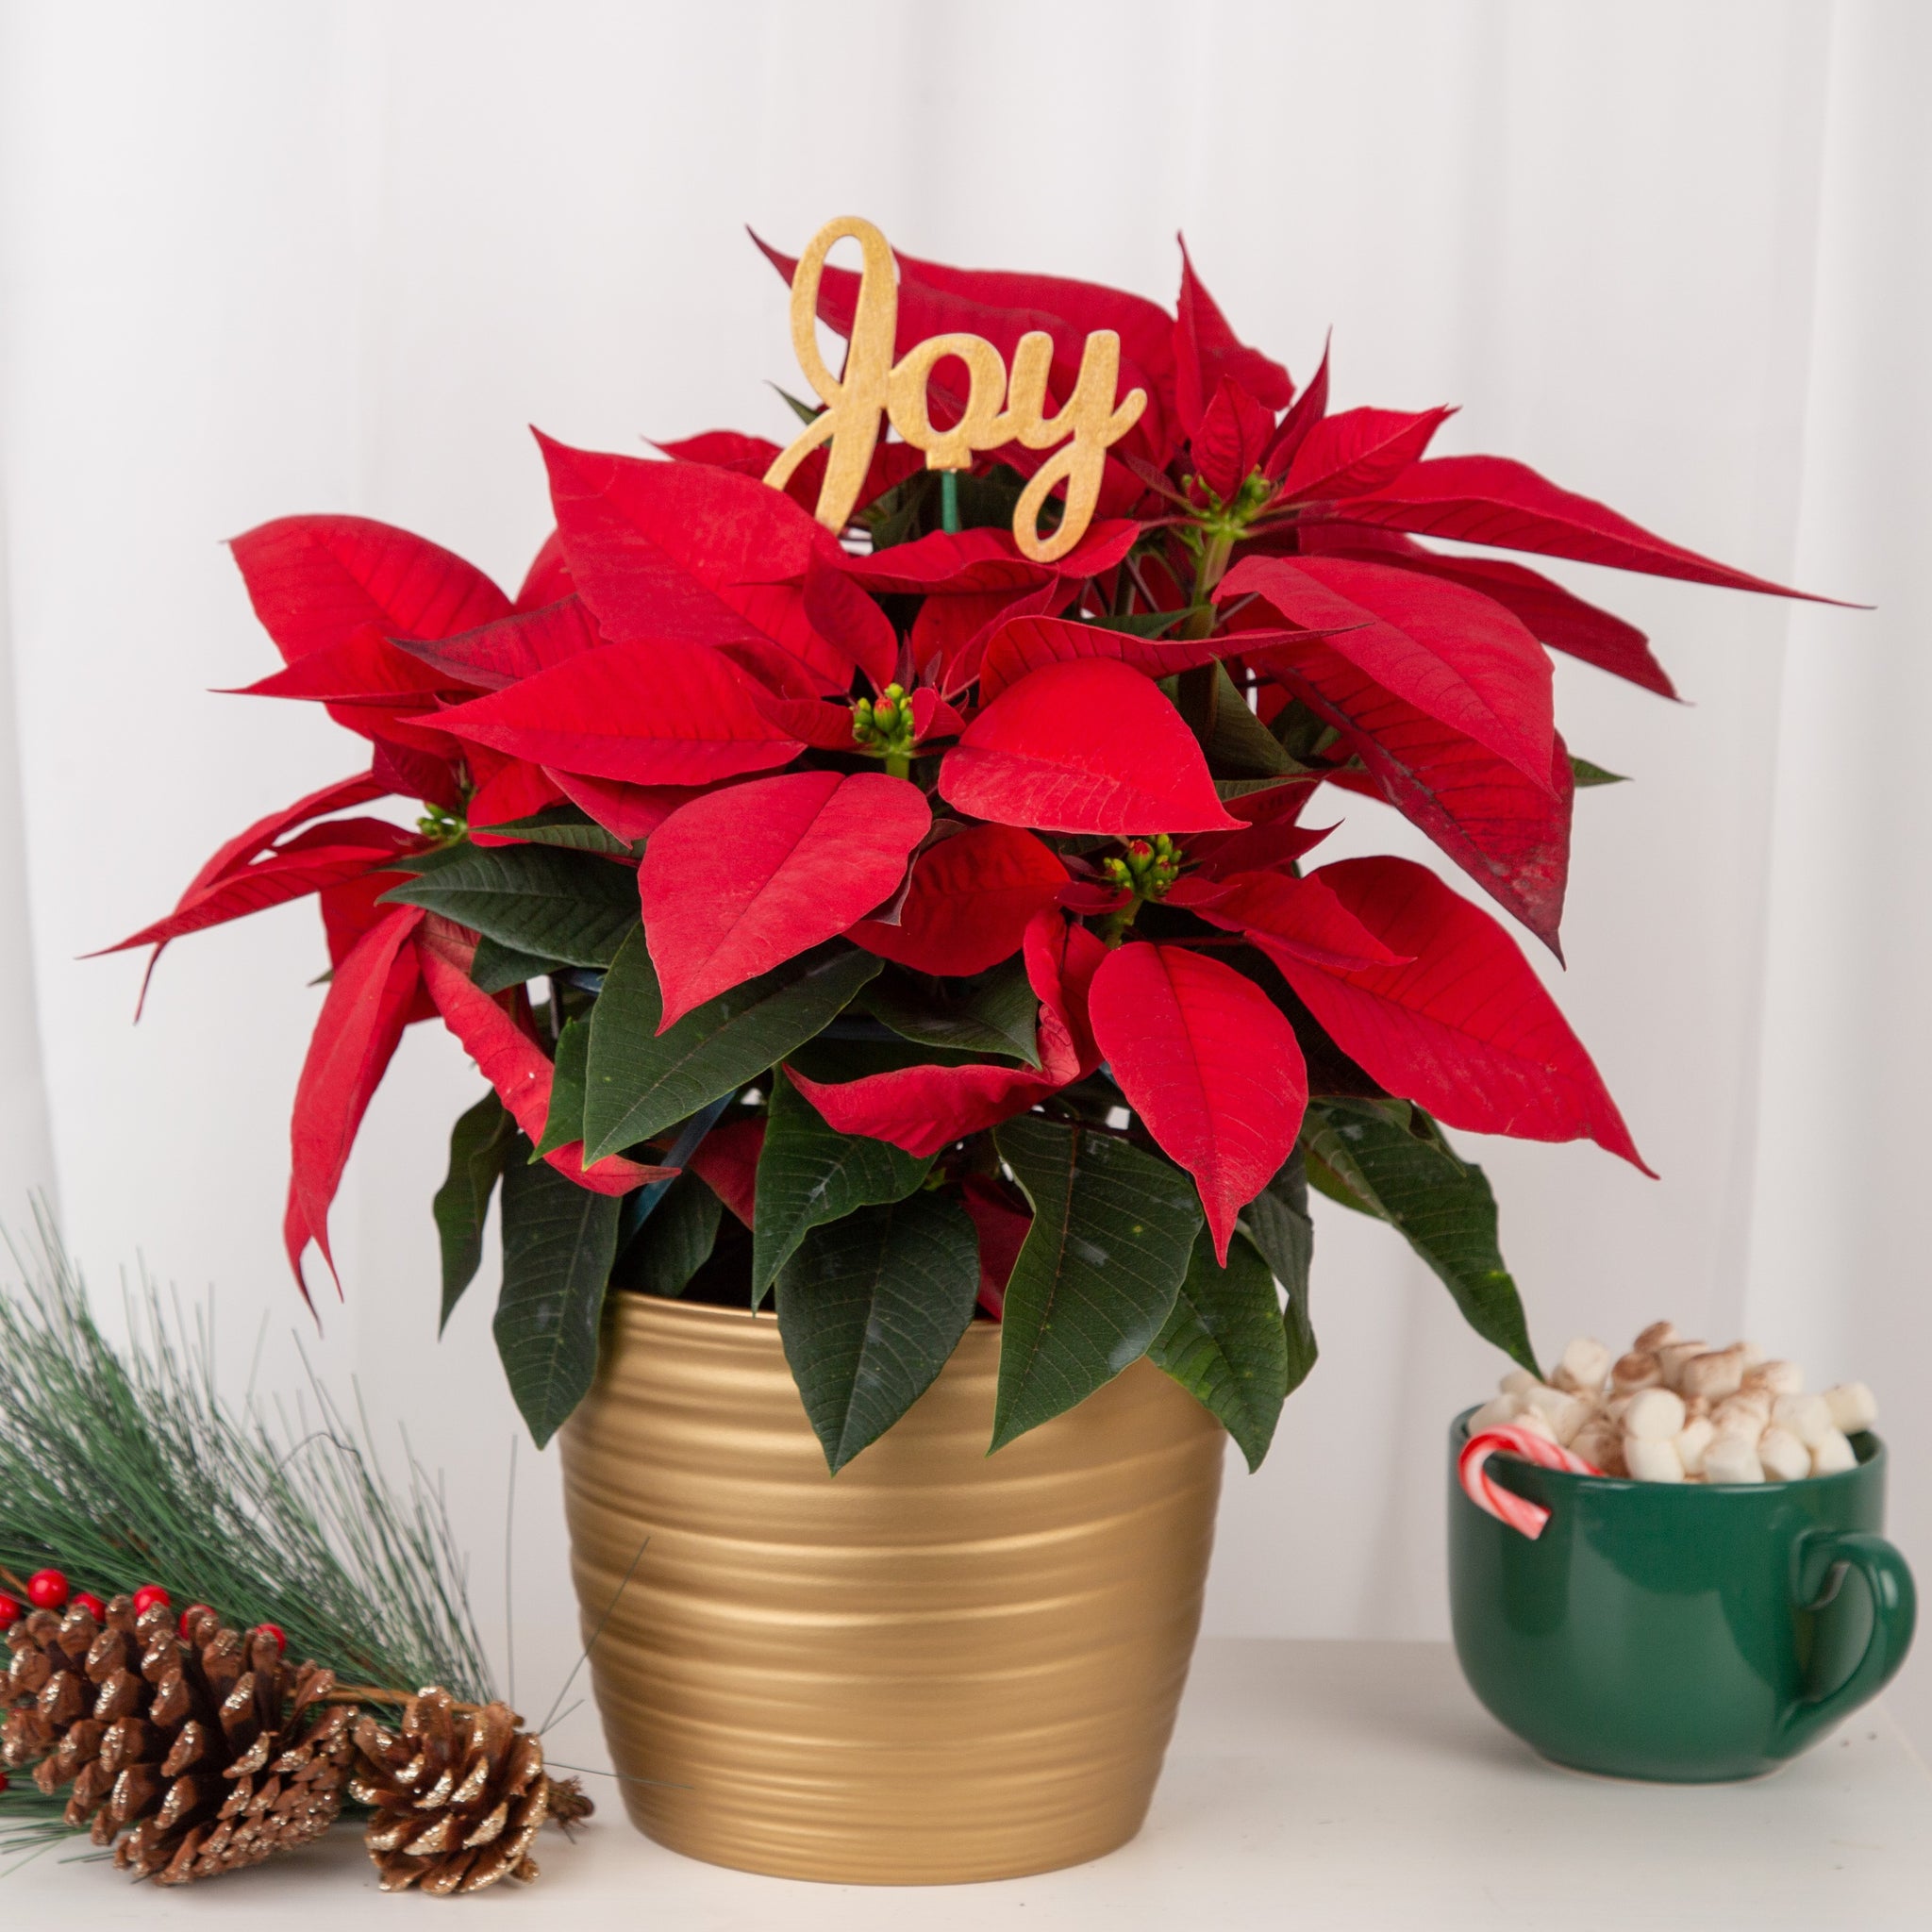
[{"xmin": 558, "ymin": 1291, "xmax": 1225, "ymax": 1885}]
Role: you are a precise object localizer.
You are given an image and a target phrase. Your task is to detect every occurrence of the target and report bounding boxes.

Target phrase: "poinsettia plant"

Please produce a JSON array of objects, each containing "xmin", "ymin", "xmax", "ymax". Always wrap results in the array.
[{"xmin": 104, "ymin": 229, "xmax": 1808, "ymax": 1472}]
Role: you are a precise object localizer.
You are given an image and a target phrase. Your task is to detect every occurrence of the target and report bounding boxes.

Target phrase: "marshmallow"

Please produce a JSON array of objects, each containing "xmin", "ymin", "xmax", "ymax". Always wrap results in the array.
[
  {"xmin": 1824, "ymin": 1382, "xmax": 1878, "ymax": 1434},
  {"xmin": 1612, "ymin": 1350, "xmax": 1663, "ymax": 1394},
  {"xmin": 1712, "ymin": 1391, "xmax": 1771, "ymax": 1436},
  {"xmin": 1702, "ymin": 1432, "xmax": 1765, "ymax": 1484},
  {"xmin": 1520, "ymin": 1383, "xmax": 1591, "ymax": 1445},
  {"xmin": 1740, "ymin": 1339, "xmax": 1767, "ymax": 1367},
  {"xmin": 1810, "ymin": 1428, "xmax": 1857, "ymax": 1477},
  {"xmin": 1657, "ymin": 1340, "xmax": 1710, "ymax": 1390},
  {"xmin": 1745, "ymin": 1359, "xmax": 1804, "ymax": 1398},
  {"xmin": 1624, "ymin": 1435, "xmax": 1685, "ymax": 1483},
  {"xmin": 1681, "ymin": 1393, "xmax": 1711, "ymax": 1422},
  {"xmin": 1676, "ymin": 1417, "xmax": 1717, "ymax": 1478},
  {"xmin": 1624, "ymin": 1388, "xmax": 1687, "ymax": 1441},
  {"xmin": 1634, "ymin": 1321, "xmax": 1679, "ymax": 1352},
  {"xmin": 1470, "ymin": 1394, "xmax": 1525, "ymax": 1431},
  {"xmin": 1757, "ymin": 1425, "xmax": 1810, "ymax": 1483},
  {"xmin": 1773, "ymin": 1392, "xmax": 1834, "ymax": 1451},
  {"xmin": 1679, "ymin": 1346, "xmax": 1746, "ymax": 1402},
  {"xmin": 1551, "ymin": 1336, "xmax": 1612, "ymax": 1395},
  {"xmin": 1512, "ymin": 1407, "xmax": 1559, "ymax": 1444},
  {"xmin": 1499, "ymin": 1368, "xmax": 1539, "ymax": 1396},
  {"xmin": 1569, "ymin": 1418, "xmax": 1624, "ymax": 1474}
]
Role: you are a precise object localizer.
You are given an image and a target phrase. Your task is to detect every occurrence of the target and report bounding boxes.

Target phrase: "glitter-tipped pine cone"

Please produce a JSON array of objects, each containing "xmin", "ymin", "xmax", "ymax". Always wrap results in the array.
[
  {"xmin": 2, "ymin": 1596, "xmax": 352, "ymax": 1882},
  {"xmin": 350, "ymin": 1688, "xmax": 591, "ymax": 1895}
]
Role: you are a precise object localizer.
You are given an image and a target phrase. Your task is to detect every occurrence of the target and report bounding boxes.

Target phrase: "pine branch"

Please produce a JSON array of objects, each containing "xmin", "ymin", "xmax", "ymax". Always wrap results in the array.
[{"xmin": 0, "ymin": 1205, "xmax": 493, "ymax": 1704}]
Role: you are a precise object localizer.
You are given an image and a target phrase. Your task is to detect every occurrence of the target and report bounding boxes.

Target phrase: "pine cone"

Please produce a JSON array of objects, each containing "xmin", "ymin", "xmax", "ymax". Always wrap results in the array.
[
  {"xmin": 2, "ymin": 1596, "xmax": 351, "ymax": 1884},
  {"xmin": 350, "ymin": 1689, "xmax": 591, "ymax": 1895}
]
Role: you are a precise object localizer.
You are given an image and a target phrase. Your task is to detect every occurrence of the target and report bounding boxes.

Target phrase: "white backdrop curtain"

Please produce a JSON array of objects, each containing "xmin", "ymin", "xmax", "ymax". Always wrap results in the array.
[{"xmin": 3, "ymin": 1, "xmax": 1927, "ymax": 1751}]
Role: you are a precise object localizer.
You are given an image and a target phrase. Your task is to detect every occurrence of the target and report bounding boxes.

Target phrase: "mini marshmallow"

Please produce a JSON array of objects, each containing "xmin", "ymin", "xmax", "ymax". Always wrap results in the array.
[
  {"xmin": 1681, "ymin": 1393, "xmax": 1711, "ymax": 1422},
  {"xmin": 1569, "ymin": 1419, "xmax": 1623, "ymax": 1474},
  {"xmin": 1810, "ymin": 1428, "xmax": 1857, "ymax": 1477},
  {"xmin": 1624, "ymin": 1435, "xmax": 1685, "ymax": 1483},
  {"xmin": 1773, "ymin": 1392, "xmax": 1834, "ymax": 1451},
  {"xmin": 1745, "ymin": 1359, "xmax": 1804, "ymax": 1398},
  {"xmin": 1513, "ymin": 1407, "xmax": 1559, "ymax": 1444},
  {"xmin": 1499, "ymin": 1368, "xmax": 1539, "ymax": 1396},
  {"xmin": 1679, "ymin": 1346, "xmax": 1746, "ymax": 1402},
  {"xmin": 1624, "ymin": 1388, "xmax": 1687, "ymax": 1441},
  {"xmin": 1612, "ymin": 1350, "xmax": 1663, "ymax": 1394},
  {"xmin": 1740, "ymin": 1339, "xmax": 1767, "ymax": 1367},
  {"xmin": 1520, "ymin": 1383, "xmax": 1591, "ymax": 1445},
  {"xmin": 1470, "ymin": 1394, "xmax": 1525, "ymax": 1431},
  {"xmin": 1703, "ymin": 1432, "xmax": 1765, "ymax": 1484},
  {"xmin": 1676, "ymin": 1417, "xmax": 1717, "ymax": 1477},
  {"xmin": 1634, "ymin": 1320, "xmax": 1679, "ymax": 1352},
  {"xmin": 1712, "ymin": 1391, "xmax": 1772, "ymax": 1435},
  {"xmin": 1824, "ymin": 1382, "xmax": 1878, "ymax": 1434},
  {"xmin": 1757, "ymin": 1425, "xmax": 1810, "ymax": 1483},
  {"xmin": 1657, "ymin": 1340, "xmax": 1710, "ymax": 1390},
  {"xmin": 1551, "ymin": 1336, "xmax": 1612, "ymax": 1396}
]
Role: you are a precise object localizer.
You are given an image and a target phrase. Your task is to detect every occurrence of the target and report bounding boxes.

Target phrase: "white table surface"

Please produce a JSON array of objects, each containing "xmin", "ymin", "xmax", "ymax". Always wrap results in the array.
[{"xmin": 8, "ymin": 1639, "xmax": 1928, "ymax": 1928}]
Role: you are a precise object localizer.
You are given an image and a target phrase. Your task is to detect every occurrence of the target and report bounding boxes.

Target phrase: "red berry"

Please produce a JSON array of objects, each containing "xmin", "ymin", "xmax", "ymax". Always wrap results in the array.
[
  {"xmin": 0, "ymin": 1592, "xmax": 22, "ymax": 1628},
  {"xmin": 0, "ymin": 1771, "xmax": 10, "ymax": 1796},
  {"xmin": 177, "ymin": 1604, "xmax": 215, "ymax": 1638},
  {"xmin": 253, "ymin": 1623, "xmax": 287, "ymax": 1655},
  {"xmin": 132, "ymin": 1584, "xmax": 172, "ymax": 1616},
  {"xmin": 26, "ymin": 1569, "xmax": 68, "ymax": 1610}
]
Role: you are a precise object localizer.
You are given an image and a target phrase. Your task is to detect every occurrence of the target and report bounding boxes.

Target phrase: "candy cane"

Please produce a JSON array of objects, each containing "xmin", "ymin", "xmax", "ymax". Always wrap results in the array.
[{"xmin": 1458, "ymin": 1425, "xmax": 1602, "ymax": 1540}]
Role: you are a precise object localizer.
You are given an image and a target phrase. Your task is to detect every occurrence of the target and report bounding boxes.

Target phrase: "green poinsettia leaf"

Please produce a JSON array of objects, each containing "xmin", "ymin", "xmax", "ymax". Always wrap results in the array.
[
  {"xmin": 751, "ymin": 1071, "xmax": 933, "ymax": 1304},
  {"xmin": 471, "ymin": 932, "xmax": 562, "ymax": 993},
  {"xmin": 1149, "ymin": 1227, "xmax": 1291, "ymax": 1472},
  {"xmin": 989, "ymin": 1117, "xmax": 1201, "ymax": 1452},
  {"xmin": 381, "ymin": 844, "xmax": 638, "ymax": 968},
  {"xmin": 1083, "ymin": 607, "xmax": 1198, "ymax": 639},
  {"xmin": 860, "ymin": 961, "xmax": 1041, "ymax": 1069},
  {"xmin": 1570, "ymin": 755, "xmax": 1630, "ymax": 788},
  {"xmin": 583, "ymin": 930, "xmax": 880, "ymax": 1163},
  {"xmin": 1196, "ymin": 661, "xmax": 1306, "ymax": 778},
  {"xmin": 535, "ymin": 1017, "xmax": 591, "ymax": 1158},
  {"xmin": 492, "ymin": 1146, "xmax": 623, "ymax": 1446},
  {"xmin": 474, "ymin": 808, "xmax": 634, "ymax": 855},
  {"xmin": 433, "ymin": 1091, "xmax": 515, "ymax": 1333},
  {"xmin": 617, "ymin": 1172, "xmax": 723, "ymax": 1300},
  {"xmin": 775, "ymin": 1191, "xmax": 980, "ymax": 1474},
  {"xmin": 1214, "ymin": 775, "xmax": 1315, "ymax": 804},
  {"xmin": 1240, "ymin": 1150, "xmax": 1318, "ymax": 1397},
  {"xmin": 1303, "ymin": 1097, "xmax": 1537, "ymax": 1375}
]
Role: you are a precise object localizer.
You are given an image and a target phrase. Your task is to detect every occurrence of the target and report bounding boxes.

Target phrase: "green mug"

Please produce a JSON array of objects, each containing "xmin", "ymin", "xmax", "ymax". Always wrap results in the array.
[{"xmin": 1447, "ymin": 1408, "xmax": 1917, "ymax": 1780}]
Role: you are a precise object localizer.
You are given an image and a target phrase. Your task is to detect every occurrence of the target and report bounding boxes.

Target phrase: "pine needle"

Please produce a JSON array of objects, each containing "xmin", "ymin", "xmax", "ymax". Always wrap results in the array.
[{"xmin": 0, "ymin": 1206, "xmax": 493, "ymax": 1704}]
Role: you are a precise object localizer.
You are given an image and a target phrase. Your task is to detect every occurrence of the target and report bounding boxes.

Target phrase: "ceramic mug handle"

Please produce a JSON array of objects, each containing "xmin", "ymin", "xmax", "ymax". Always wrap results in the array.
[{"xmin": 1776, "ymin": 1529, "xmax": 1918, "ymax": 1754}]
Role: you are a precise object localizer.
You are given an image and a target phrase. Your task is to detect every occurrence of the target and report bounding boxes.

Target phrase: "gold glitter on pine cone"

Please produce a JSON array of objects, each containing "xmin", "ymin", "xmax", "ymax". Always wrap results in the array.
[
  {"xmin": 2, "ymin": 1596, "xmax": 351, "ymax": 1884},
  {"xmin": 349, "ymin": 1688, "xmax": 591, "ymax": 1895}
]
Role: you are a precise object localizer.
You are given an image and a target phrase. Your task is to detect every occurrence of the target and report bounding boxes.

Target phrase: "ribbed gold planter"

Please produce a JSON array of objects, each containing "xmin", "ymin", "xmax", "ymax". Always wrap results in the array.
[{"xmin": 558, "ymin": 1292, "xmax": 1224, "ymax": 1884}]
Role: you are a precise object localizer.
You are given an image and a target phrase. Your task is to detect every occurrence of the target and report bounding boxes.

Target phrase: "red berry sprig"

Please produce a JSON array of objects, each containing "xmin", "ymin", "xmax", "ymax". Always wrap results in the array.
[
  {"xmin": 178, "ymin": 1603, "xmax": 215, "ymax": 1639},
  {"xmin": 25, "ymin": 1568, "xmax": 68, "ymax": 1610},
  {"xmin": 72, "ymin": 1591, "xmax": 107, "ymax": 1621},
  {"xmin": 0, "ymin": 1771, "xmax": 11, "ymax": 1797},
  {"xmin": 254, "ymin": 1622, "xmax": 288, "ymax": 1654},
  {"xmin": 132, "ymin": 1583, "xmax": 172, "ymax": 1617},
  {"xmin": 0, "ymin": 1591, "xmax": 22, "ymax": 1628}
]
